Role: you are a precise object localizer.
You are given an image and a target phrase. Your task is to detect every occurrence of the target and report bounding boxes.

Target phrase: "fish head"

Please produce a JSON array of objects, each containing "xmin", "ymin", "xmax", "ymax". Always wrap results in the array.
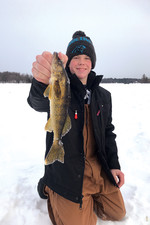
[{"xmin": 51, "ymin": 52, "xmax": 65, "ymax": 79}]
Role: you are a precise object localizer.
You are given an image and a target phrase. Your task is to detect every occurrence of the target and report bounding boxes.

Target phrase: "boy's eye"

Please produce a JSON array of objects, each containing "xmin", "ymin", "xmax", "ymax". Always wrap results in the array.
[{"xmin": 73, "ymin": 56, "xmax": 79, "ymax": 59}]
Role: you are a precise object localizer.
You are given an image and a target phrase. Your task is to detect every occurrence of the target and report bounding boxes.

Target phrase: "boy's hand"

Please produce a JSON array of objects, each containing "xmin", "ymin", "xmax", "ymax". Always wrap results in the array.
[
  {"xmin": 32, "ymin": 51, "xmax": 68, "ymax": 85},
  {"xmin": 111, "ymin": 169, "xmax": 125, "ymax": 188}
]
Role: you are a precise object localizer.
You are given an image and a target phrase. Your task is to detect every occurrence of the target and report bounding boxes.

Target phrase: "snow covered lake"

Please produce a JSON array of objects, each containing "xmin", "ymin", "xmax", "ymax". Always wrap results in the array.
[{"xmin": 0, "ymin": 83, "xmax": 150, "ymax": 225}]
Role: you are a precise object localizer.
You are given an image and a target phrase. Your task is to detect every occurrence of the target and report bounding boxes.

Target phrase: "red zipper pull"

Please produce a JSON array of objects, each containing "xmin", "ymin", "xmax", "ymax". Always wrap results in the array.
[
  {"xmin": 74, "ymin": 110, "xmax": 78, "ymax": 119},
  {"xmin": 97, "ymin": 110, "xmax": 100, "ymax": 116}
]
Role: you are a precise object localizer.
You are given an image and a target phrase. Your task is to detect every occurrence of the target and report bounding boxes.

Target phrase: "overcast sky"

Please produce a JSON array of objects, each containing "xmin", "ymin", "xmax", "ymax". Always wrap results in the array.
[{"xmin": 0, "ymin": 0, "xmax": 150, "ymax": 78}]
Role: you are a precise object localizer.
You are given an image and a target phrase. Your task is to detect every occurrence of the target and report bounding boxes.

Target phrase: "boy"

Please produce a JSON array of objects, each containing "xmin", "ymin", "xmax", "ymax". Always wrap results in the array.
[{"xmin": 28, "ymin": 31, "xmax": 126, "ymax": 225}]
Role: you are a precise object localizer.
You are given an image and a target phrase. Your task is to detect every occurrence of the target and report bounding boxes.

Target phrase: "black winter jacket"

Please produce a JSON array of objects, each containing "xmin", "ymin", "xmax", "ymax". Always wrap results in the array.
[{"xmin": 27, "ymin": 70, "xmax": 120, "ymax": 205}]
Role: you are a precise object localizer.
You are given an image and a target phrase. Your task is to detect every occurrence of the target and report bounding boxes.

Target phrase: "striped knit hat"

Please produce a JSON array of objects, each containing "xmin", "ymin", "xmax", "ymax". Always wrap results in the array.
[{"xmin": 66, "ymin": 31, "xmax": 96, "ymax": 69}]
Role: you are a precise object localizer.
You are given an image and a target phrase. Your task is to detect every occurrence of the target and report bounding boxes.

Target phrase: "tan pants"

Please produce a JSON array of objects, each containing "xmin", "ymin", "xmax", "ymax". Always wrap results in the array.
[
  {"xmin": 45, "ymin": 160, "xmax": 126, "ymax": 225},
  {"xmin": 45, "ymin": 105, "xmax": 126, "ymax": 224}
]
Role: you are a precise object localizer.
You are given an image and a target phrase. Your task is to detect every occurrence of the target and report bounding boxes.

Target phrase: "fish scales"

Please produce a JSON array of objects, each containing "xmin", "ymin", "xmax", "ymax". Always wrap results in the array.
[{"xmin": 43, "ymin": 52, "xmax": 71, "ymax": 165}]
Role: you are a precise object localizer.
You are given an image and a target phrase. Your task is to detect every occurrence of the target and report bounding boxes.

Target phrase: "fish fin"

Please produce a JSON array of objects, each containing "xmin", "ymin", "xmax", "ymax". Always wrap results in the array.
[
  {"xmin": 45, "ymin": 141, "xmax": 65, "ymax": 165},
  {"xmin": 44, "ymin": 84, "xmax": 52, "ymax": 99},
  {"xmin": 45, "ymin": 117, "xmax": 53, "ymax": 132},
  {"xmin": 62, "ymin": 114, "xmax": 72, "ymax": 136}
]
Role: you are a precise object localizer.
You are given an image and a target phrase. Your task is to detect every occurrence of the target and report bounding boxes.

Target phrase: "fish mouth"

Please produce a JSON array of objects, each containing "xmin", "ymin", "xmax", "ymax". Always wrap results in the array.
[
  {"xmin": 52, "ymin": 52, "xmax": 59, "ymax": 62},
  {"xmin": 53, "ymin": 52, "xmax": 58, "ymax": 58},
  {"xmin": 51, "ymin": 52, "xmax": 65, "ymax": 75},
  {"xmin": 52, "ymin": 52, "xmax": 62, "ymax": 65}
]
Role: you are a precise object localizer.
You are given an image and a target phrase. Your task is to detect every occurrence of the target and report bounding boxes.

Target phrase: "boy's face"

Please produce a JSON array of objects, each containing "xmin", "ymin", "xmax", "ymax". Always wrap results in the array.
[{"xmin": 69, "ymin": 54, "xmax": 92, "ymax": 84}]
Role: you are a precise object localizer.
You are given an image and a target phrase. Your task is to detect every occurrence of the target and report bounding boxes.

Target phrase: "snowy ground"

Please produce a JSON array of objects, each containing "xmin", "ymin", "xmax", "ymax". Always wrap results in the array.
[{"xmin": 0, "ymin": 83, "xmax": 150, "ymax": 225}]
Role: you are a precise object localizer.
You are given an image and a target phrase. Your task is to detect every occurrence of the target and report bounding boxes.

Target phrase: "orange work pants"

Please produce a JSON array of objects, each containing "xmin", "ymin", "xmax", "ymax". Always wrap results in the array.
[
  {"xmin": 45, "ymin": 160, "xmax": 126, "ymax": 225},
  {"xmin": 45, "ymin": 105, "xmax": 126, "ymax": 225}
]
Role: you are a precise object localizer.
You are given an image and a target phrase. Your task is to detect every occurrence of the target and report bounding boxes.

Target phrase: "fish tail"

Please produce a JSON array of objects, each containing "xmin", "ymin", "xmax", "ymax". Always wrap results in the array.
[{"xmin": 45, "ymin": 140, "xmax": 65, "ymax": 165}]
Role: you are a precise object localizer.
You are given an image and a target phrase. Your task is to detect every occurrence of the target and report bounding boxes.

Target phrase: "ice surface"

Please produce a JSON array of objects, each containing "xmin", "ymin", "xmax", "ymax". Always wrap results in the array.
[{"xmin": 0, "ymin": 83, "xmax": 150, "ymax": 225}]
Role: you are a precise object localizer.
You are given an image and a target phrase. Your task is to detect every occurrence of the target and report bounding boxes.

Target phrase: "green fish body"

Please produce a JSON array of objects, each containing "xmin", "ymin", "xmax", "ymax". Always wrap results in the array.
[{"xmin": 44, "ymin": 52, "xmax": 71, "ymax": 165}]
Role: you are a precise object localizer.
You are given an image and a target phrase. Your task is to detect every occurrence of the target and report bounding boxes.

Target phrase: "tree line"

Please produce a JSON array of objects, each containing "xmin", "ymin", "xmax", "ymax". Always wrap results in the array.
[
  {"xmin": 0, "ymin": 71, "xmax": 32, "ymax": 83},
  {"xmin": 101, "ymin": 74, "xmax": 150, "ymax": 83},
  {"xmin": 0, "ymin": 71, "xmax": 150, "ymax": 83}
]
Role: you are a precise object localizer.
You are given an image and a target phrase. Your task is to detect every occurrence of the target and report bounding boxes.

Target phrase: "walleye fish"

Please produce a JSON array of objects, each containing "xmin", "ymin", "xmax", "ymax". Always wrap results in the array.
[{"xmin": 44, "ymin": 52, "xmax": 71, "ymax": 165}]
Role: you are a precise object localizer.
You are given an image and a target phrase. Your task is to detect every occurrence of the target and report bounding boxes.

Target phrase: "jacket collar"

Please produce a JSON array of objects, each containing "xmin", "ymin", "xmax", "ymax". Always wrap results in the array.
[
  {"xmin": 66, "ymin": 67, "xmax": 103, "ymax": 99},
  {"xmin": 86, "ymin": 71, "xmax": 103, "ymax": 90}
]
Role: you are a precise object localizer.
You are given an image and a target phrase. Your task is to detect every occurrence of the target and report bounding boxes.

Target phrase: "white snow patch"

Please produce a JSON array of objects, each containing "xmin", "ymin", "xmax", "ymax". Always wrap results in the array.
[{"xmin": 0, "ymin": 83, "xmax": 150, "ymax": 225}]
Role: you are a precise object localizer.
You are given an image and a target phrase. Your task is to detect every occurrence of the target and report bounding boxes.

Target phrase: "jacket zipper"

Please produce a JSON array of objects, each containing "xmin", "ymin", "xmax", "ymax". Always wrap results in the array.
[
  {"xmin": 79, "ymin": 104, "xmax": 87, "ymax": 210},
  {"xmin": 79, "ymin": 195, "xmax": 84, "ymax": 209}
]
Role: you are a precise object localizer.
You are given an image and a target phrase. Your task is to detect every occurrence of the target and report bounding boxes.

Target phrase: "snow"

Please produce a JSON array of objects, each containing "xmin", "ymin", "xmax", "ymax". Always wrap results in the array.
[{"xmin": 0, "ymin": 83, "xmax": 150, "ymax": 225}]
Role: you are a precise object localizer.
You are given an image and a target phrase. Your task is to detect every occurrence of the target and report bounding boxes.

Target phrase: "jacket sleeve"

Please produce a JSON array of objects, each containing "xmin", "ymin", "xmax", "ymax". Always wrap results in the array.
[
  {"xmin": 105, "ymin": 94, "xmax": 121, "ymax": 170},
  {"xmin": 27, "ymin": 78, "xmax": 49, "ymax": 112},
  {"xmin": 37, "ymin": 177, "xmax": 48, "ymax": 199}
]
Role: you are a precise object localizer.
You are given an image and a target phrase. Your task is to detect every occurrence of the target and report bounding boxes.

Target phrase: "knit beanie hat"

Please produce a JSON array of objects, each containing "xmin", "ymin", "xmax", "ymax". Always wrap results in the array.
[{"xmin": 66, "ymin": 31, "xmax": 96, "ymax": 69}]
